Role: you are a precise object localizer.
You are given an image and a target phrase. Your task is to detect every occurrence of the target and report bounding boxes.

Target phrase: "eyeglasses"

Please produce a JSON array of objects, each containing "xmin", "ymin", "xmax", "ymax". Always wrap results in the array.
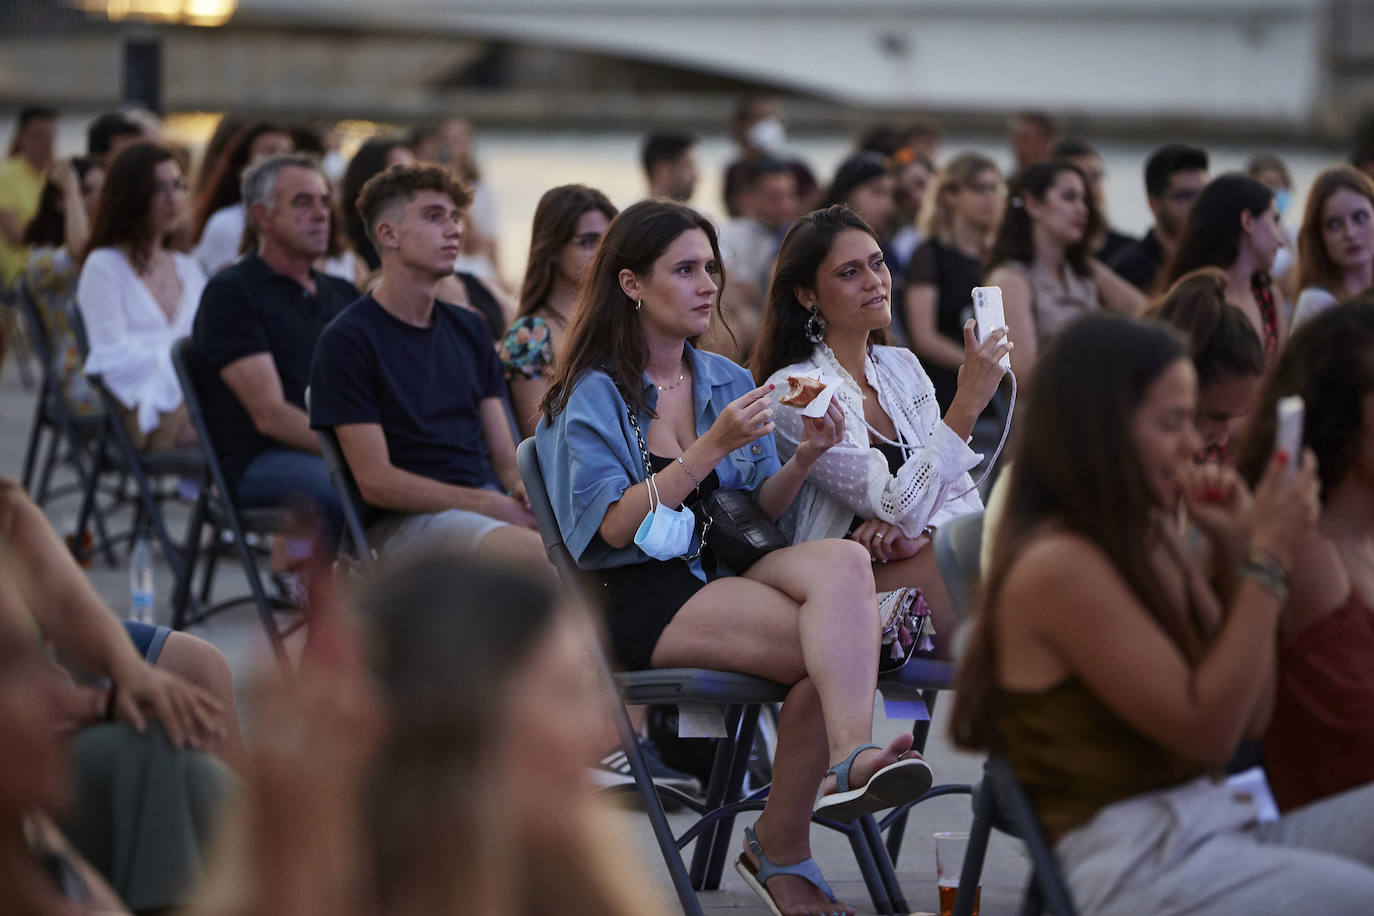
[{"xmin": 153, "ymin": 178, "xmax": 189, "ymax": 198}]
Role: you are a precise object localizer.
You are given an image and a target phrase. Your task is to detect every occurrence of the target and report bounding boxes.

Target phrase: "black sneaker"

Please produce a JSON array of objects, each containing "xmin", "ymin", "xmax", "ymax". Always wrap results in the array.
[{"xmin": 590, "ymin": 736, "xmax": 703, "ymax": 797}]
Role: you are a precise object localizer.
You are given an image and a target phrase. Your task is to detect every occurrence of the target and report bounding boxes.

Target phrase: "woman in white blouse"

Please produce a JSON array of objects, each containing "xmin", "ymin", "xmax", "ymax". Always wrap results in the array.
[
  {"xmin": 78, "ymin": 141, "xmax": 204, "ymax": 450},
  {"xmin": 752, "ymin": 205, "xmax": 1009, "ymax": 646}
]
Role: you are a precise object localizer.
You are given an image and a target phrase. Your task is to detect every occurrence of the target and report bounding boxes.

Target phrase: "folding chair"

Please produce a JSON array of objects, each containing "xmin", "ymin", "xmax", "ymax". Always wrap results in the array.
[
  {"xmin": 893, "ymin": 511, "xmax": 1077, "ymax": 916},
  {"xmin": 169, "ymin": 337, "xmax": 301, "ymax": 667},
  {"xmin": 954, "ymin": 756, "xmax": 1079, "ymax": 916},
  {"xmin": 65, "ymin": 301, "xmax": 205, "ymax": 618},
  {"xmin": 518, "ymin": 437, "xmax": 915, "ymax": 915},
  {"xmin": 307, "ymin": 390, "xmax": 375, "ymax": 574},
  {"xmin": 11, "ymin": 277, "xmax": 121, "ymax": 564}
]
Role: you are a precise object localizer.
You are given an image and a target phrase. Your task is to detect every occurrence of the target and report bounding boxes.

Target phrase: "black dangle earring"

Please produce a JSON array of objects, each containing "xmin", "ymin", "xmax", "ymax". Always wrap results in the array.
[{"xmin": 804, "ymin": 305, "xmax": 827, "ymax": 344}]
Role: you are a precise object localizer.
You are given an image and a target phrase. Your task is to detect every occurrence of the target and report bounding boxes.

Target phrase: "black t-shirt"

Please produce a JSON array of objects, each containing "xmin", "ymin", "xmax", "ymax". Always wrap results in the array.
[
  {"xmin": 192, "ymin": 254, "xmax": 358, "ymax": 482},
  {"xmin": 457, "ymin": 272, "xmax": 505, "ymax": 341},
  {"xmin": 1108, "ymin": 228, "xmax": 1165, "ymax": 293},
  {"xmin": 904, "ymin": 237, "xmax": 982, "ymax": 410},
  {"xmin": 1097, "ymin": 227, "xmax": 1137, "ymax": 266},
  {"xmin": 308, "ymin": 294, "xmax": 505, "ymax": 501}
]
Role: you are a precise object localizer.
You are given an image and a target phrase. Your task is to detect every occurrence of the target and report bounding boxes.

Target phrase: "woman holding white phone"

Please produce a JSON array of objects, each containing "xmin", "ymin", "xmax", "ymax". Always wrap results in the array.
[
  {"xmin": 952, "ymin": 312, "xmax": 1374, "ymax": 915},
  {"xmin": 1237, "ymin": 301, "xmax": 1374, "ymax": 813},
  {"xmin": 752, "ymin": 206, "xmax": 1009, "ymax": 649},
  {"xmin": 537, "ymin": 199, "xmax": 936, "ymax": 916}
]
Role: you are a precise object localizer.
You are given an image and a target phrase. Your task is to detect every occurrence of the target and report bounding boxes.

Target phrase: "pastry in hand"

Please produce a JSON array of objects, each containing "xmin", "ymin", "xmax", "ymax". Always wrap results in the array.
[{"xmin": 779, "ymin": 375, "xmax": 826, "ymax": 408}]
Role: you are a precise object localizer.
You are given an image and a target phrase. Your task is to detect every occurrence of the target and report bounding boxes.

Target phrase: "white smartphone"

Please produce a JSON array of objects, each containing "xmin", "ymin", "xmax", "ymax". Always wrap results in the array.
[
  {"xmin": 1275, "ymin": 395, "xmax": 1305, "ymax": 471},
  {"xmin": 971, "ymin": 286, "xmax": 1012, "ymax": 371}
]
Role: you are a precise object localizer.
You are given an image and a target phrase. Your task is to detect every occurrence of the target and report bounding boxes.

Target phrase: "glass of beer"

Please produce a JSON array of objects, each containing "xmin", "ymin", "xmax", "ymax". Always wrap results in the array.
[{"xmin": 934, "ymin": 831, "xmax": 979, "ymax": 916}]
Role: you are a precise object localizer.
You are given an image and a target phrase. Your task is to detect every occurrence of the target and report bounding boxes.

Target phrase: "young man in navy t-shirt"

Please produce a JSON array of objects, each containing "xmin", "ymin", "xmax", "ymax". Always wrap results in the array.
[{"xmin": 309, "ymin": 163, "xmax": 544, "ymax": 566}]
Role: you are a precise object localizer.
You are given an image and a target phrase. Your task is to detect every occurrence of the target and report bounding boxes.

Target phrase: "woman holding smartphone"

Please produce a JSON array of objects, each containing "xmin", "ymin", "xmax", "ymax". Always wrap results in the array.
[
  {"xmin": 751, "ymin": 205, "xmax": 1009, "ymax": 648},
  {"xmin": 1237, "ymin": 302, "xmax": 1374, "ymax": 812},
  {"xmin": 952, "ymin": 313, "xmax": 1374, "ymax": 914},
  {"xmin": 537, "ymin": 199, "xmax": 935, "ymax": 916}
]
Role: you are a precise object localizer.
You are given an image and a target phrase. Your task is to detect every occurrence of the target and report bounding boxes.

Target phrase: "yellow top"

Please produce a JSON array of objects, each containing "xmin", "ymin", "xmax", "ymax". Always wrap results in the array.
[
  {"xmin": 997, "ymin": 677, "xmax": 1207, "ymax": 840},
  {"xmin": 0, "ymin": 155, "xmax": 45, "ymax": 286}
]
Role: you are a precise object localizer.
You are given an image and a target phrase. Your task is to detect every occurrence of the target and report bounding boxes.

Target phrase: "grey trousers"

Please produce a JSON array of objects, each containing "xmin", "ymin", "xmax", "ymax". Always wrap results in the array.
[{"xmin": 1056, "ymin": 776, "xmax": 1374, "ymax": 915}]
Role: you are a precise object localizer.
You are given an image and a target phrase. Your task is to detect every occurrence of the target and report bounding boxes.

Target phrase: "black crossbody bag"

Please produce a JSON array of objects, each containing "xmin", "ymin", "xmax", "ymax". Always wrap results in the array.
[{"xmin": 615, "ymin": 380, "xmax": 787, "ymax": 573}]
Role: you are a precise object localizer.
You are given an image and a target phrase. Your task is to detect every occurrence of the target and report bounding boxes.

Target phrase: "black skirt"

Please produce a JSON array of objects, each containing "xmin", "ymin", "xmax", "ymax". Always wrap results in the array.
[{"xmin": 597, "ymin": 558, "xmax": 708, "ymax": 670}]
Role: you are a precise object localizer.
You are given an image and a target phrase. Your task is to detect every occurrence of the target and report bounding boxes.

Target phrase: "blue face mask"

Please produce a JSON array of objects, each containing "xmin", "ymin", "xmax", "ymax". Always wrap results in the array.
[
  {"xmin": 1273, "ymin": 188, "xmax": 1291, "ymax": 218},
  {"xmin": 633, "ymin": 475, "xmax": 696, "ymax": 561}
]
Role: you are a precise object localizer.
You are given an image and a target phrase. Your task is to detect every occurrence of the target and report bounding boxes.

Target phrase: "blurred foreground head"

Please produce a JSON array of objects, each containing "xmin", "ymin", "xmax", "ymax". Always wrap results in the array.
[{"xmin": 356, "ymin": 551, "xmax": 667, "ymax": 916}]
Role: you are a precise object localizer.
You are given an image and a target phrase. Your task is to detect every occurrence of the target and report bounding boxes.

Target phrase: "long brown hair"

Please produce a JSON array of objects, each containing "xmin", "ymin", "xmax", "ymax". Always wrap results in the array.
[
  {"xmin": 1295, "ymin": 165, "xmax": 1374, "ymax": 299},
  {"xmin": 541, "ymin": 200, "xmax": 727, "ymax": 421},
  {"xmin": 190, "ymin": 120, "xmax": 289, "ymax": 243},
  {"xmin": 951, "ymin": 314, "xmax": 1204, "ymax": 751},
  {"xmin": 356, "ymin": 552, "xmax": 666, "ymax": 916},
  {"xmin": 1236, "ymin": 301, "xmax": 1374, "ymax": 502},
  {"xmin": 1162, "ymin": 173, "xmax": 1273, "ymax": 290},
  {"xmin": 83, "ymin": 141, "xmax": 178, "ymax": 272},
  {"xmin": 986, "ymin": 160, "xmax": 1098, "ymax": 280},
  {"xmin": 23, "ymin": 156, "xmax": 99, "ymax": 248},
  {"xmin": 517, "ymin": 185, "xmax": 618, "ymax": 320},
  {"xmin": 750, "ymin": 205, "xmax": 888, "ymax": 384},
  {"xmin": 1148, "ymin": 268, "xmax": 1264, "ymax": 389}
]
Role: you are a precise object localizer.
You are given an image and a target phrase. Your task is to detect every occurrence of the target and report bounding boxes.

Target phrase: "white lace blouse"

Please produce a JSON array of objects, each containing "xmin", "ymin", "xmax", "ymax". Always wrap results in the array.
[
  {"xmin": 765, "ymin": 344, "xmax": 984, "ymax": 543},
  {"xmin": 76, "ymin": 247, "xmax": 205, "ymax": 433}
]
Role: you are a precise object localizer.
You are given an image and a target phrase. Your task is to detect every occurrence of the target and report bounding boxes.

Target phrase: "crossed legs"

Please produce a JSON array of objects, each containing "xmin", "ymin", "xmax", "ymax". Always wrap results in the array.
[{"xmin": 649, "ymin": 538, "xmax": 909, "ymax": 916}]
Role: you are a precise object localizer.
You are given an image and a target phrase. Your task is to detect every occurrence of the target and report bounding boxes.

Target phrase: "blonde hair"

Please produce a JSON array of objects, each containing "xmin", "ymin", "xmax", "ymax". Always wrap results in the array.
[{"xmin": 923, "ymin": 151, "xmax": 1000, "ymax": 247}]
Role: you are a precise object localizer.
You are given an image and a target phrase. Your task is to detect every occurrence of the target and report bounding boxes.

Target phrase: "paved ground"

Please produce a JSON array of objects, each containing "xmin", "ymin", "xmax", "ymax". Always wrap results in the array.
[{"xmin": 0, "ymin": 353, "xmax": 1029, "ymax": 915}]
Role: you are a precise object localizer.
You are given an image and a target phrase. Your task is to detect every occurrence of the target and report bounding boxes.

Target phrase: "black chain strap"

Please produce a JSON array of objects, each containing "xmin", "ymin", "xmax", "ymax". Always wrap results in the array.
[{"xmin": 612, "ymin": 377, "xmax": 709, "ymax": 561}]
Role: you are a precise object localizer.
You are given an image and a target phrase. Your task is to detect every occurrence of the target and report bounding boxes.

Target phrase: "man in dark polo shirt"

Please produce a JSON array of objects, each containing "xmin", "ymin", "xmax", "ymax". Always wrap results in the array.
[
  {"xmin": 192, "ymin": 154, "xmax": 354, "ymax": 542},
  {"xmin": 1109, "ymin": 144, "xmax": 1209, "ymax": 293},
  {"xmin": 309, "ymin": 163, "xmax": 546, "ymax": 568}
]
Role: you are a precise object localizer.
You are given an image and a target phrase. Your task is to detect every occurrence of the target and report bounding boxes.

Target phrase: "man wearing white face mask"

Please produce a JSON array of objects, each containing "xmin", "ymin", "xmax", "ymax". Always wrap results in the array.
[{"xmin": 722, "ymin": 95, "xmax": 819, "ymax": 219}]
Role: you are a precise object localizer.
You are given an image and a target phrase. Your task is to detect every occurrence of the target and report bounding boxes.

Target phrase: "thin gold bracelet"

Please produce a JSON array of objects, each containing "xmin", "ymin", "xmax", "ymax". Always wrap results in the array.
[{"xmin": 676, "ymin": 455, "xmax": 701, "ymax": 489}]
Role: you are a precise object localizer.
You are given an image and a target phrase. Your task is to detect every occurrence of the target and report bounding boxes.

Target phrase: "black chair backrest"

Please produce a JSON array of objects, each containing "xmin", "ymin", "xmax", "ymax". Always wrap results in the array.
[
  {"xmin": 516, "ymin": 436, "xmax": 598, "ymax": 598},
  {"xmin": 169, "ymin": 337, "xmax": 236, "ymax": 495},
  {"xmin": 305, "ymin": 388, "xmax": 374, "ymax": 571},
  {"xmin": 12, "ymin": 278, "xmax": 58, "ymax": 385},
  {"xmin": 65, "ymin": 298, "xmax": 91, "ymax": 361}
]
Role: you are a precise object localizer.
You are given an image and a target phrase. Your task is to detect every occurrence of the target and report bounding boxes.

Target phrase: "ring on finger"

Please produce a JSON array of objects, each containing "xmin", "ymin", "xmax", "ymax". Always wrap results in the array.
[{"xmin": 874, "ymin": 532, "xmax": 885, "ymax": 540}]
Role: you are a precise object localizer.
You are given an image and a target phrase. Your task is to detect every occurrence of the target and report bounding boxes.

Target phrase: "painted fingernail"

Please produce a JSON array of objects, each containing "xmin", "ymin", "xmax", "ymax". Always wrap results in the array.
[
  {"xmin": 769, "ymin": 383, "xmax": 775, "ymax": 389},
  {"xmin": 1276, "ymin": 449, "xmax": 1290, "ymax": 466}
]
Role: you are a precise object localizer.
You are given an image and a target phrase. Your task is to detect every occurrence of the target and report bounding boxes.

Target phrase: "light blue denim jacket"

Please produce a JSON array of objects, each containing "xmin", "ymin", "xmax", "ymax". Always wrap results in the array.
[{"xmin": 534, "ymin": 344, "xmax": 780, "ymax": 581}]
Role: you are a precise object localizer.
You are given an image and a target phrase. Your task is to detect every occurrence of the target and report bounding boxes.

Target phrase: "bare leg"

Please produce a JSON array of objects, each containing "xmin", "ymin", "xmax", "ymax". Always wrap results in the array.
[
  {"xmin": 650, "ymin": 539, "xmax": 910, "ymax": 915},
  {"xmin": 873, "ymin": 547, "xmax": 957, "ymax": 659},
  {"xmin": 155, "ymin": 631, "xmax": 249, "ymax": 776},
  {"xmin": 475, "ymin": 525, "xmax": 558, "ymax": 588}
]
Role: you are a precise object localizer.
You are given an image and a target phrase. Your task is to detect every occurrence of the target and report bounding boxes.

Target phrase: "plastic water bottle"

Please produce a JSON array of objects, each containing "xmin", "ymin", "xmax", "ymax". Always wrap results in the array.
[{"xmin": 129, "ymin": 537, "xmax": 155, "ymax": 625}]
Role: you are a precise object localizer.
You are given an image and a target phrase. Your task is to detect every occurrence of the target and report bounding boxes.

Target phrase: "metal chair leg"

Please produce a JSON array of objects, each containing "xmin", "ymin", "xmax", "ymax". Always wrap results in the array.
[
  {"xmin": 702, "ymin": 706, "xmax": 763, "ymax": 890},
  {"xmin": 688, "ymin": 704, "xmax": 747, "ymax": 888},
  {"xmin": 846, "ymin": 820, "xmax": 896, "ymax": 914},
  {"xmin": 172, "ymin": 486, "xmax": 210, "ymax": 629},
  {"xmin": 953, "ymin": 774, "xmax": 995, "ymax": 916},
  {"xmin": 20, "ymin": 401, "xmax": 47, "ymax": 491},
  {"xmin": 613, "ymin": 680, "xmax": 704, "ymax": 916}
]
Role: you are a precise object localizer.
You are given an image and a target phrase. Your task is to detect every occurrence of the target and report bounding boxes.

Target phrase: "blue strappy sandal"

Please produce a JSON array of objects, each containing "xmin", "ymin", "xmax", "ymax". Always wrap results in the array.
[
  {"xmin": 813, "ymin": 742, "xmax": 934, "ymax": 822},
  {"xmin": 734, "ymin": 824, "xmax": 846, "ymax": 916}
]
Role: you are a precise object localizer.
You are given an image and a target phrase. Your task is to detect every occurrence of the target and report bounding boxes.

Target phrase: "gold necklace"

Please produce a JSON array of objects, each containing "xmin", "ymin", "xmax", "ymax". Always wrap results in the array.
[{"xmin": 651, "ymin": 359, "xmax": 687, "ymax": 392}]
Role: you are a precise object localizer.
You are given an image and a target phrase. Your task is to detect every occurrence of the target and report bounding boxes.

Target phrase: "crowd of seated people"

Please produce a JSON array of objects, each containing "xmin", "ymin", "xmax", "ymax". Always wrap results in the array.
[{"xmin": 4, "ymin": 98, "xmax": 1374, "ymax": 916}]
